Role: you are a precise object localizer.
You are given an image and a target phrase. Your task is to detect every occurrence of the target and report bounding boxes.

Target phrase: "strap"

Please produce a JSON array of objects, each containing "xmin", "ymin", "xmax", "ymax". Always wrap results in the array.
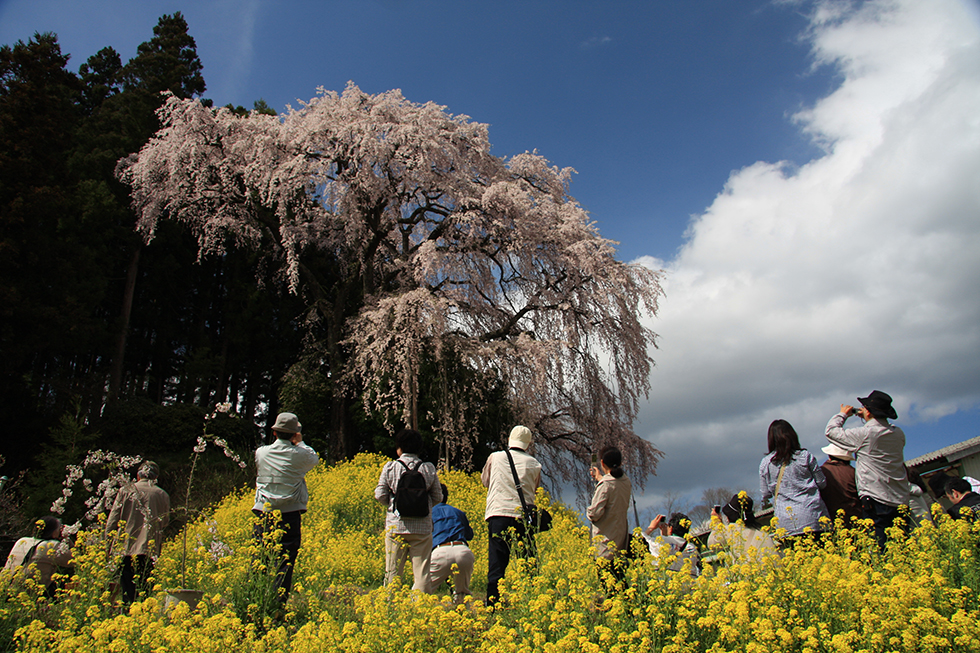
[
  {"xmin": 503, "ymin": 449, "xmax": 532, "ymax": 517},
  {"xmin": 632, "ymin": 492, "xmax": 641, "ymax": 530},
  {"xmin": 396, "ymin": 459, "xmax": 422, "ymax": 473},
  {"xmin": 774, "ymin": 464, "xmax": 788, "ymax": 502},
  {"xmin": 21, "ymin": 539, "xmax": 44, "ymax": 567}
]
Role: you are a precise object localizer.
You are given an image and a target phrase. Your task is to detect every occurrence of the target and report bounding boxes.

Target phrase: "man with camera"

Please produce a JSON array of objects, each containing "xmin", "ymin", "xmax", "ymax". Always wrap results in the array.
[{"xmin": 825, "ymin": 390, "xmax": 908, "ymax": 548}]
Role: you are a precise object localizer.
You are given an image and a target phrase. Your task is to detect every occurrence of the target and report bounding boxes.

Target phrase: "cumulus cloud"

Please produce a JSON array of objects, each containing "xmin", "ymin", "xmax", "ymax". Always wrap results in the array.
[{"xmin": 635, "ymin": 0, "xmax": 980, "ymax": 504}]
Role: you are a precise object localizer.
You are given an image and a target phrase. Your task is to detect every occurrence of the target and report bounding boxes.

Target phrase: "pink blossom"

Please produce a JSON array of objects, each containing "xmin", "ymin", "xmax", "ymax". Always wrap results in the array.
[{"xmin": 121, "ymin": 84, "xmax": 665, "ymax": 484}]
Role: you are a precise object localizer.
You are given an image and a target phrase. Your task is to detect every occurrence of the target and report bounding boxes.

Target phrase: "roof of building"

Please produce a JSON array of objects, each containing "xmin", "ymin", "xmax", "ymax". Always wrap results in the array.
[{"xmin": 906, "ymin": 435, "xmax": 980, "ymax": 468}]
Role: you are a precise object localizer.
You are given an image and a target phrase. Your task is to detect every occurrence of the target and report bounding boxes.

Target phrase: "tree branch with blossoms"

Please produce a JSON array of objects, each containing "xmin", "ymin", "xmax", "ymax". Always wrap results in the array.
[{"xmin": 179, "ymin": 402, "xmax": 247, "ymax": 589}]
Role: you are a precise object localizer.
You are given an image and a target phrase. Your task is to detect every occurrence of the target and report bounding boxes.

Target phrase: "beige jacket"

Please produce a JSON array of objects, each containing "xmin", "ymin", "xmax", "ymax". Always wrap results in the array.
[
  {"xmin": 106, "ymin": 479, "xmax": 171, "ymax": 557},
  {"xmin": 482, "ymin": 449, "xmax": 541, "ymax": 520},
  {"xmin": 587, "ymin": 473, "xmax": 632, "ymax": 559},
  {"xmin": 3, "ymin": 537, "xmax": 72, "ymax": 588}
]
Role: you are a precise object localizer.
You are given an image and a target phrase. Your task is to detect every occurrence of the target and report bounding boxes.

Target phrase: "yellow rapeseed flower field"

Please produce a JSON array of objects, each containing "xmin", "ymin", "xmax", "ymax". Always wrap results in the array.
[{"xmin": 3, "ymin": 454, "xmax": 980, "ymax": 652}]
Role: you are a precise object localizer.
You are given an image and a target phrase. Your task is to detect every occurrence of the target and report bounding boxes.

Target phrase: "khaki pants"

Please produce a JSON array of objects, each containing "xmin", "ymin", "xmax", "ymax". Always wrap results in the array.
[
  {"xmin": 384, "ymin": 531, "xmax": 433, "ymax": 592},
  {"xmin": 429, "ymin": 542, "xmax": 474, "ymax": 604}
]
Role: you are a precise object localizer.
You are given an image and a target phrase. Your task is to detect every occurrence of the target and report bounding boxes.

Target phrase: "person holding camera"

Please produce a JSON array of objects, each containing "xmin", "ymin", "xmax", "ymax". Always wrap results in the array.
[
  {"xmin": 708, "ymin": 494, "xmax": 776, "ymax": 563},
  {"xmin": 643, "ymin": 512, "xmax": 700, "ymax": 577},
  {"xmin": 252, "ymin": 412, "xmax": 320, "ymax": 605},
  {"xmin": 587, "ymin": 446, "xmax": 631, "ymax": 562},
  {"xmin": 825, "ymin": 390, "xmax": 908, "ymax": 548}
]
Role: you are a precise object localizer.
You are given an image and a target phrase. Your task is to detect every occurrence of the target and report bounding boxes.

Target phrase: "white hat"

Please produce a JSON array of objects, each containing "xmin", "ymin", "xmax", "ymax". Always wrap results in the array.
[
  {"xmin": 508, "ymin": 425, "xmax": 532, "ymax": 450},
  {"xmin": 822, "ymin": 442, "xmax": 853, "ymax": 461}
]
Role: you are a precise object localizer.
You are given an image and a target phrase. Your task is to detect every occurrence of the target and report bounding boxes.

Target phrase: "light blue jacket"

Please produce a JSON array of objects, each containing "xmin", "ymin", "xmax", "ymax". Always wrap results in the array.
[{"xmin": 252, "ymin": 438, "xmax": 320, "ymax": 513}]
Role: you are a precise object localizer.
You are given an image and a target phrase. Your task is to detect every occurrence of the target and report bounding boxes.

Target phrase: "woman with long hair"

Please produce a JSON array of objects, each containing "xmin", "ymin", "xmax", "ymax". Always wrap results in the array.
[{"xmin": 759, "ymin": 419, "xmax": 829, "ymax": 541}]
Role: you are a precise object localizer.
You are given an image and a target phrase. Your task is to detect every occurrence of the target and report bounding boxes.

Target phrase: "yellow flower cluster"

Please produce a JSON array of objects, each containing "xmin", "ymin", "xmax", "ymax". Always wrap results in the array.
[{"xmin": 4, "ymin": 455, "xmax": 980, "ymax": 652}]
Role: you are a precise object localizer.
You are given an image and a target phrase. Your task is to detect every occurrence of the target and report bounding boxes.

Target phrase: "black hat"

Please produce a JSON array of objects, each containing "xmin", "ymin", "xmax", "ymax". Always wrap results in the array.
[
  {"xmin": 858, "ymin": 390, "xmax": 897, "ymax": 420},
  {"xmin": 722, "ymin": 493, "xmax": 756, "ymax": 524}
]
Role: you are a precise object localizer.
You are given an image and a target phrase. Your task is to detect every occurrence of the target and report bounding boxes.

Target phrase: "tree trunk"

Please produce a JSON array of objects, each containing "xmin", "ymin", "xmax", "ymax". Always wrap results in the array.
[{"xmin": 107, "ymin": 244, "xmax": 141, "ymax": 402}]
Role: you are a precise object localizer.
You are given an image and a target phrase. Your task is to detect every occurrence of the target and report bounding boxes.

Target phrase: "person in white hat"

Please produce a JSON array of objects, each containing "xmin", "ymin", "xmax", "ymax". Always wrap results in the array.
[
  {"xmin": 252, "ymin": 412, "xmax": 319, "ymax": 606},
  {"xmin": 819, "ymin": 443, "xmax": 861, "ymax": 523},
  {"xmin": 481, "ymin": 425, "xmax": 542, "ymax": 606}
]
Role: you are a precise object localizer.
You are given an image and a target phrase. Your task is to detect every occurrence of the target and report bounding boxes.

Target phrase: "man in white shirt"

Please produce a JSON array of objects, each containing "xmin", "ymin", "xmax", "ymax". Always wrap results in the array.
[
  {"xmin": 825, "ymin": 390, "xmax": 908, "ymax": 549},
  {"xmin": 252, "ymin": 412, "xmax": 319, "ymax": 605}
]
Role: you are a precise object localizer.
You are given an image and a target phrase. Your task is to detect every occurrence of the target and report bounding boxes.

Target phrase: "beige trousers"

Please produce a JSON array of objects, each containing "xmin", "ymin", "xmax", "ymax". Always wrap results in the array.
[
  {"xmin": 428, "ymin": 542, "xmax": 475, "ymax": 604},
  {"xmin": 384, "ymin": 531, "xmax": 433, "ymax": 592}
]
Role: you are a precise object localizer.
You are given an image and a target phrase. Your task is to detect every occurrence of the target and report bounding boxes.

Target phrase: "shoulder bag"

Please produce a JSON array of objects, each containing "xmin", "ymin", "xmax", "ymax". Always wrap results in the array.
[{"xmin": 503, "ymin": 449, "xmax": 552, "ymax": 533}]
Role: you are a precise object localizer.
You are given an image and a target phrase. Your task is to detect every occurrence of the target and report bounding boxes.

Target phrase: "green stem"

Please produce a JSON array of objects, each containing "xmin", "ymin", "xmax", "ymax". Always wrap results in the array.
[{"xmin": 183, "ymin": 449, "xmax": 200, "ymax": 589}]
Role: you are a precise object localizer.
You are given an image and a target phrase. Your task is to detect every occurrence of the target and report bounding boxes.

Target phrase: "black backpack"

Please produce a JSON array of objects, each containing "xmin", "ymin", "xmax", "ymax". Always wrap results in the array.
[{"xmin": 394, "ymin": 459, "xmax": 430, "ymax": 518}]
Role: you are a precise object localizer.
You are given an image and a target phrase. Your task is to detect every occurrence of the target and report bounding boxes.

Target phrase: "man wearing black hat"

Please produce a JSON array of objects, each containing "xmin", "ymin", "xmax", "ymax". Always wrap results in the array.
[{"xmin": 825, "ymin": 390, "xmax": 909, "ymax": 548}]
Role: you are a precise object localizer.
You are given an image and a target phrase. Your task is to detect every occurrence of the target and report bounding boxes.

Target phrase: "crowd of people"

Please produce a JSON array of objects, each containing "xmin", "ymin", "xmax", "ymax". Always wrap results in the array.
[{"xmin": 5, "ymin": 391, "xmax": 979, "ymax": 606}]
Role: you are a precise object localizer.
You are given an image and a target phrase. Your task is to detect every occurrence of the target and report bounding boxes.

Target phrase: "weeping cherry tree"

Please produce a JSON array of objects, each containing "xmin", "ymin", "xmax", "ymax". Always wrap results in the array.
[{"xmin": 119, "ymin": 82, "xmax": 664, "ymax": 486}]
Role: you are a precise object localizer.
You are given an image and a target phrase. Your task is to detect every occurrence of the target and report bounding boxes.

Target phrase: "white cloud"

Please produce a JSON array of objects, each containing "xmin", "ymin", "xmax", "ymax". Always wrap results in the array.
[
  {"xmin": 201, "ymin": 0, "xmax": 261, "ymax": 104},
  {"xmin": 634, "ymin": 0, "xmax": 980, "ymax": 505},
  {"xmin": 581, "ymin": 35, "xmax": 613, "ymax": 49}
]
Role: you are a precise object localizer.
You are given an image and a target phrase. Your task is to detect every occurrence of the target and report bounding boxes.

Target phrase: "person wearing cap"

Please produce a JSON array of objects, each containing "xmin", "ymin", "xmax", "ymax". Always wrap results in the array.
[
  {"xmin": 252, "ymin": 412, "xmax": 319, "ymax": 605},
  {"xmin": 481, "ymin": 425, "xmax": 542, "ymax": 606},
  {"xmin": 825, "ymin": 390, "xmax": 909, "ymax": 548},
  {"xmin": 819, "ymin": 443, "xmax": 862, "ymax": 524},
  {"xmin": 428, "ymin": 483, "xmax": 475, "ymax": 604},
  {"xmin": 106, "ymin": 461, "xmax": 171, "ymax": 603}
]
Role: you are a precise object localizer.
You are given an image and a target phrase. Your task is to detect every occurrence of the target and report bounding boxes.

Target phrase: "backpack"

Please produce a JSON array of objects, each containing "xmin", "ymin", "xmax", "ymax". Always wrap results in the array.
[{"xmin": 394, "ymin": 459, "xmax": 430, "ymax": 518}]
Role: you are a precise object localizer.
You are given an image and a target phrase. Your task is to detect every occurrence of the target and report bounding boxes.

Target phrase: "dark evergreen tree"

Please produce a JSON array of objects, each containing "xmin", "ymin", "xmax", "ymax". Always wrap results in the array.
[{"xmin": 0, "ymin": 33, "xmax": 92, "ymax": 469}]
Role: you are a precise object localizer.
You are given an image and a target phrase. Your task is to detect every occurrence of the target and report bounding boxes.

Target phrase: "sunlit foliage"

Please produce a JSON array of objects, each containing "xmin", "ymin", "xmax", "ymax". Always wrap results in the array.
[{"xmin": 3, "ymin": 457, "xmax": 979, "ymax": 652}]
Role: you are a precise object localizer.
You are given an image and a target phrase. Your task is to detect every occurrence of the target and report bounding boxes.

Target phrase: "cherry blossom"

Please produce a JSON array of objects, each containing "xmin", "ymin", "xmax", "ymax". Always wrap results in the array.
[{"xmin": 121, "ymin": 83, "xmax": 664, "ymax": 484}]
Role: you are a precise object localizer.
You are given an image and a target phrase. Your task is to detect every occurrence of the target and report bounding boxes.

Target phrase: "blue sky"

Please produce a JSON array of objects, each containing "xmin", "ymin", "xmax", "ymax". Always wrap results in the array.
[
  {"xmin": 1, "ymin": 0, "xmax": 834, "ymax": 263},
  {"xmin": 3, "ymin": 0, "xmax": 980, "ymax": 513}
]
